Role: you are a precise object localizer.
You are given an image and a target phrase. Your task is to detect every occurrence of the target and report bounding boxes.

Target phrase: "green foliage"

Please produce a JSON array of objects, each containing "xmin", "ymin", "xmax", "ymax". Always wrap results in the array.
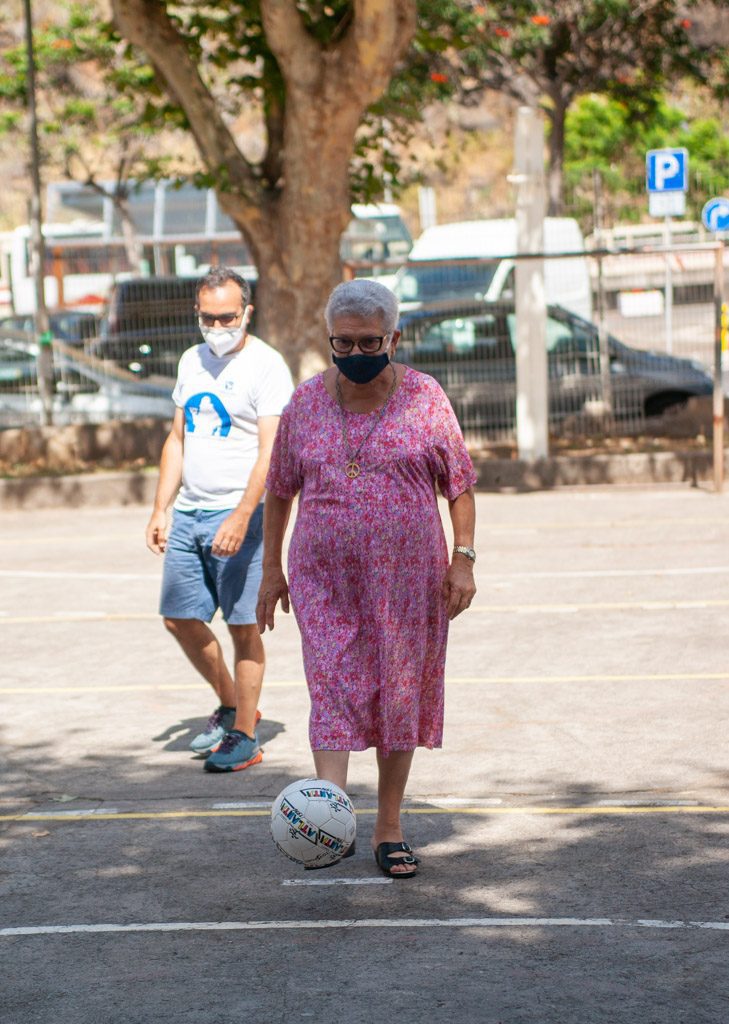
[{"xmin": 564, "ymin": 93, "xmax": 729, "ymax": 226}]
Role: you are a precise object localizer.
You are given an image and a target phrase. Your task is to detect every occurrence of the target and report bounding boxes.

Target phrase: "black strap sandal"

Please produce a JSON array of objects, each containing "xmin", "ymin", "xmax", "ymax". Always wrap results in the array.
[{"xmin": 374, "ymin": 841, "xmax": 419, "ymax": 879}]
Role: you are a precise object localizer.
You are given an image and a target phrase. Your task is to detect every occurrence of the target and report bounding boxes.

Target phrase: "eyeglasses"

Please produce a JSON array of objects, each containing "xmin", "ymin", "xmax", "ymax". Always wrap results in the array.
[
  {"xmin": 197, "ymin": 310, "xmax": 243, "ymax": 328},
  {"xmin": 328, "ymin": 334, "xmax": 390, "ymax": 355}
]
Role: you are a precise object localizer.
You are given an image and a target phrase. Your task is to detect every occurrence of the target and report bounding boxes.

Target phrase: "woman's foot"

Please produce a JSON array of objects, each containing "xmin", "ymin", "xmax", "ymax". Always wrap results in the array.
[{"xmin": 372, "ymin": 838, "xmax": 419, "ymax": 878}]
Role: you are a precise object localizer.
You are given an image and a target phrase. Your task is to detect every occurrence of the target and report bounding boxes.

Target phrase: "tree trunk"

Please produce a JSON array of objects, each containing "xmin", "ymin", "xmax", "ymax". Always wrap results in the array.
[
  {"xmin": 546, "ymin": 100, "xmax": 566, "ymax": 217},
  {"xmin": 115, "ymin": 196, "xmax": 144, "ymax": 276},
  {"xmin": 109, "ymin": 0, "xmax": 416, "ymax": 381}
]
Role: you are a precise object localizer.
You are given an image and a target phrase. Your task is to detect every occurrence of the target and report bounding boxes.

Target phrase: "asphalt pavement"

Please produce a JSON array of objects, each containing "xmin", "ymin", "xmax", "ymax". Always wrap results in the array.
[{"xmin": 1, "ymin": 485, "xmax": 728, "ymax": 1023}]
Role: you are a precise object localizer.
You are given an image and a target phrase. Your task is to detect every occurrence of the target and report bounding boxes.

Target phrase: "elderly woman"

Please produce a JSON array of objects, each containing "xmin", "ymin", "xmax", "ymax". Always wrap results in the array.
[{"xmin": 256, "ymin": 279, "xmax": 477, "ymax": 878}]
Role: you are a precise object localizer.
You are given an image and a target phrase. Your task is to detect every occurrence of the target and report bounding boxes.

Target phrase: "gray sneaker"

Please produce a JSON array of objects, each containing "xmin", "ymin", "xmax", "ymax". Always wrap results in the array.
[
  {"xmin": 189, "ymin": 705, "xmax": 236, "ymax": 754},
  {"xmin": 204, "ymin": 729, "xmax": 262, "ymax": 773}
]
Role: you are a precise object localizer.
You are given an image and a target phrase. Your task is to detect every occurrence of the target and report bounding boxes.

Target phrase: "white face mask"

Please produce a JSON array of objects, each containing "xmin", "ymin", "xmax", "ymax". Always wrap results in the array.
[{"xmin": 200, "ymin": 324, "xmax": 246, "ymax": 357}]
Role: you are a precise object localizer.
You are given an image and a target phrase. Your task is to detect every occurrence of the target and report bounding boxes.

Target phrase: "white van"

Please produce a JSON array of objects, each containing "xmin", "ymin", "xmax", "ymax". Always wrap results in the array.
[{"xmin": 393, "ymin": 217, "xmax": 592, "ymax": 321}]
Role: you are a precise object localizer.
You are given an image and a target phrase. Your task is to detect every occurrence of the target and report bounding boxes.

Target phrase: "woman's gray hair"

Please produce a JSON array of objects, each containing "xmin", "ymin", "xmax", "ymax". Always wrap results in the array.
[{"xmin": 325, "ymin": 279, "xmax": 399, "ymax": 334}]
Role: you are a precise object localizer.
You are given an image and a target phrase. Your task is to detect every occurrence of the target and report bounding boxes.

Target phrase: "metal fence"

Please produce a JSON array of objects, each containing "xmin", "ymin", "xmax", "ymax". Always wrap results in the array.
[{"xmin": 1, "ymin": 242, "xmax": 725, "ymax": 442}]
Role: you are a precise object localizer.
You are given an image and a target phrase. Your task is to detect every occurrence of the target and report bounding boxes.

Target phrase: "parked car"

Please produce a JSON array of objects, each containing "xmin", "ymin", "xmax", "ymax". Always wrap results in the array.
[
  {"xmin": 396, "ymin": 301, "xmax": 713, "ymax": 433},
  {"xmin": 0, "ymin": 310, "xmax": 101, "ymax": 346},
  {"xmin": 393, "ymin": 217, "xmax": 593, "ymax": 321},
  {"xmin": 91, "ymin": 276, "xmax": 203, "ymax": 378}
]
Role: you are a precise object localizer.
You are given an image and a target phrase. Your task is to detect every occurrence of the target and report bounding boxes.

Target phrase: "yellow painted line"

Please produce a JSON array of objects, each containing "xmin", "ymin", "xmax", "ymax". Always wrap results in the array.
[
  {"xmin": 3, "ymin": 805, "xmax": 729, "ymax": 824},
  {"xmin": 2, "ymin": 672, "xmax": 729, "ymax": 695},
  {"xmin": 470, "ymin": 599, "xmax": 729, "ymax": 613}
]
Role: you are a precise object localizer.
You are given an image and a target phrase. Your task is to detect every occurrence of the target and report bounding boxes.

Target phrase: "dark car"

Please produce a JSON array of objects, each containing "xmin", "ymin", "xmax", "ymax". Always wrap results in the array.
[
  {"xmin": 0, "ymin": 310, "xmax": 101, "ymax": 347},
  {"xmin": 0, "ymin": 311, "xmax": 102, "ymax": 394},
  {"xmin": 91, "ymin": 276, "xmax": 203, "ymax": 378},
  {"xmin": 396, "ymin": 301, "xmax": 713, "ymax": 434}
]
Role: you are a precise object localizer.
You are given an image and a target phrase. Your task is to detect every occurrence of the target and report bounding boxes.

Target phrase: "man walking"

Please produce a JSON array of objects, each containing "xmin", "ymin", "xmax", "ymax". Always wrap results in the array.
[{"xmin": 146, "ymin": 266, "xmax": 293, "ymax": 772}]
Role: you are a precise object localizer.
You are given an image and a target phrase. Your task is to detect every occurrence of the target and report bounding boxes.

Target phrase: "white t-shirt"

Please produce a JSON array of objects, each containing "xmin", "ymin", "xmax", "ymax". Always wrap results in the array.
[{"xmin": 172, "ymin": 335, "xmax": 293, "ymax": 511}]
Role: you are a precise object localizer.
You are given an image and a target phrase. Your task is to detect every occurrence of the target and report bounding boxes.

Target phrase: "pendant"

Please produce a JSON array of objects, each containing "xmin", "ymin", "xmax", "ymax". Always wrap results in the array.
[{"xmin": 345, "ymin": 460, "xmax": 361, "ymax": 479}]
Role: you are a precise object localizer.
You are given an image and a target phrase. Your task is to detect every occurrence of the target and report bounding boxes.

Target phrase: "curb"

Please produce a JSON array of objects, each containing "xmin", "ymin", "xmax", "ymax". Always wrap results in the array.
[{"xmin": 1, "ymin": 450, "xmax": 725, "ymax": 509}]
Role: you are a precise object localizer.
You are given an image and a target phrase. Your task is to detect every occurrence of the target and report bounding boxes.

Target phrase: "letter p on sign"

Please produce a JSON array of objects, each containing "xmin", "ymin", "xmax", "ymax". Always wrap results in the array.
[{"xmin": 646, "ymin": 148, "xmax": 688, "ymax": 193}]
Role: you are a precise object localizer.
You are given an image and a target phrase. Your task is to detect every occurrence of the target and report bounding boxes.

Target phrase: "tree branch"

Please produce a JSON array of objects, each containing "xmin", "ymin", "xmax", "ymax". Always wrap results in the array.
[{"xmin": 109, "ymin": 0, "xmax": 260, "ymax": 199}]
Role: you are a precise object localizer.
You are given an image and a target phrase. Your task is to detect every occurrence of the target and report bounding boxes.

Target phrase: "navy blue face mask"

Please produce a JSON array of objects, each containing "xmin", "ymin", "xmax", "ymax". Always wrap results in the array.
[{"xmin": 332, "ymin": 352, "xmax": 390, "ymax": 384}]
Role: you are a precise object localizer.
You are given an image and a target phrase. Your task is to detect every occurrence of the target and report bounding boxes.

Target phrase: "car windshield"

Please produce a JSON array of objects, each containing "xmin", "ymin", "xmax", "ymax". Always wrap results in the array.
[{"xmin": 394, "ymin": 261, "xmax": 498, "ymax": 304}]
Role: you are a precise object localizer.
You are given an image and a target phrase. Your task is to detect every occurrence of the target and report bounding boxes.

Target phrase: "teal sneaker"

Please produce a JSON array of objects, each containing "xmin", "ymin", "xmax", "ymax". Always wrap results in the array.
[
  {"xmin": 189, "ymin": 705, "xmax": 236, "ymax": 754},
  {"xmin": 190, "ymin": 707, "xmax": 262, "ymax": 755},
  {"xmin": 204, "ymin": 729, "xmax": 262, "ymax": 773}
]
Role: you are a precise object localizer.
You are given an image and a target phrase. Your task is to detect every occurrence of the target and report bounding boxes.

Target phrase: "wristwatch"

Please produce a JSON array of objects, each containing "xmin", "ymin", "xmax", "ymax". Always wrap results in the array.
[{"xmin": 453, "ymin": 545, "xmax": 476, "ymax": 563}]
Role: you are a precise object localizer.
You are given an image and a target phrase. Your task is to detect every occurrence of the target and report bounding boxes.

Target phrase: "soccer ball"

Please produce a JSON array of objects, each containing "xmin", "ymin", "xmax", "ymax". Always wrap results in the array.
[{"xmin": 270, "ymin": 778, "xmax": 356, "ymax": 868}]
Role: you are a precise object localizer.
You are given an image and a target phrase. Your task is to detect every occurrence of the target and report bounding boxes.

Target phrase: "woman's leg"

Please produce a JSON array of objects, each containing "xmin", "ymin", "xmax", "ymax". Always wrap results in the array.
[
  {"xmin": 312, "ymin": 750, "xmax": 351, "ymax": 791},
  {"xmin": 372, "ymin": 749, "xmax": 416, "ymax": 875}
]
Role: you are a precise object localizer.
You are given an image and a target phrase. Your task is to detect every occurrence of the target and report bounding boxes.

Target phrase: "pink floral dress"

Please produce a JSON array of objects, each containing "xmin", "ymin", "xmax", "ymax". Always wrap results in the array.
[{"xmin": 265, "ymin": 367, "xmax": 477, "ymax": 755}]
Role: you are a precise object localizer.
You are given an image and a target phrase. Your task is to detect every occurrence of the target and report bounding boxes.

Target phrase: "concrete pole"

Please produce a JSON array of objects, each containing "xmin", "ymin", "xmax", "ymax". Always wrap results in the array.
[
  {"xmin": 23, "ymin": 0, "xmax": 54, "ymax": 426},
  {"xmin": 513, "ymin": 106, "xmax": 548, "ymax": 460}
]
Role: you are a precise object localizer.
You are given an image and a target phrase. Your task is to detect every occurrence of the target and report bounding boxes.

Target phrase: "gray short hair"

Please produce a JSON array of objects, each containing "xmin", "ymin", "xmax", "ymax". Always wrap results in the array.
[
  {"xmin": 325, "ymin": 279, "xmax": 399, "ymax": 334},
  {"xmin": 196, "ymin": 265, "xmax": 251, "ymax": 306}
]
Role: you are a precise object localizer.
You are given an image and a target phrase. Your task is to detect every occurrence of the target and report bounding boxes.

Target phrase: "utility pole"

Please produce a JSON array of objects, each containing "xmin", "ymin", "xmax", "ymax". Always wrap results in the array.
[
  {"xmin": 23, "ymin": 0, "xmax": 54, "ymax": 425},
  {"xmin": 512, "ymin": 106, "xmax": 548, "ymax": 460}
]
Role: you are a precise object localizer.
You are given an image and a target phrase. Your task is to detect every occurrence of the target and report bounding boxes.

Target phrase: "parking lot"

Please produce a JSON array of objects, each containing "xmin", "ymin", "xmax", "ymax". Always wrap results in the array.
[{"xmin": 1, "ymin": 485, "xmax": 728, "ymax": 1023}]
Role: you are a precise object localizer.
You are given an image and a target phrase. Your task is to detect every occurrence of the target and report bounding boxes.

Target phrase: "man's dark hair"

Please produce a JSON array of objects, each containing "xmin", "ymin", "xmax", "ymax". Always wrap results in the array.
[{"xmin": 196, "ymin": 265, "xmax": 251, "ymax": 306}]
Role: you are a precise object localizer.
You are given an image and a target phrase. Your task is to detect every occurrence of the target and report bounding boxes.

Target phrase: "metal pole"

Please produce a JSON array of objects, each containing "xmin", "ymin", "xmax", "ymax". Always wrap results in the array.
[
  {"xmin": 663, "ymin": 215, "xmax": 673, "ymax": 355},
  {"xmin": 593, "ymin": 169, "xmax": 612, "ymax": 417},
  {"xmin": 23, "ymin": 0, "xmax": 54, "ymax": 425},
  {"xmin": 713, "ymin": 243, "xmax": 725, "ymax": 493}
]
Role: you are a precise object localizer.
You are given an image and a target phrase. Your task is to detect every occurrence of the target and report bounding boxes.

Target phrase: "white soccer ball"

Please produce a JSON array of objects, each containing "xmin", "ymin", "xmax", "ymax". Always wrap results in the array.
[{"xmin": 270, "ymin": 778, "xmax": 356, "ymax": 868}]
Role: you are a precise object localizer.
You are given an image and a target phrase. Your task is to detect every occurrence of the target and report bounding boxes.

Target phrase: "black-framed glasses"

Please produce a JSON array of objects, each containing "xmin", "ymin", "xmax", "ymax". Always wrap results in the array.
[
  {"xmin": 329, "ymin": 333, "xmax": 390, "ymax": 355},
  {"xmin": 197, "ymin": 310, "xmax": 243, "ymax": 328}
]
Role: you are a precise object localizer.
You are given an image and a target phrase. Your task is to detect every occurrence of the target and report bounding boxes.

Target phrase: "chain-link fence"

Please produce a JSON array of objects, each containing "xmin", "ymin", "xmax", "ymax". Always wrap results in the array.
[{"xmin": 1, "ymin": 239, "xmax": 725, "ymax": 443}]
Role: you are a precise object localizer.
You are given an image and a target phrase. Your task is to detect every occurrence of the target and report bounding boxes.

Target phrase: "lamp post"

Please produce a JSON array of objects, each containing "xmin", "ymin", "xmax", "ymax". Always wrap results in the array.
[{"xmin": 23, "ymin": 0, "xmax": 54, "ymax": 425}]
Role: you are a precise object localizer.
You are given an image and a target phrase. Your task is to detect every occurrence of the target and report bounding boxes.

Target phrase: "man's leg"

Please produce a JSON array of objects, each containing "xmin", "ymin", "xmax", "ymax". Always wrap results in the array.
[
  {"xmin": 228, "ymin": 623, "xmax": 265, "ymax": 737},
  {"xmin": 163, "ymin": 617, "xmax": 236, "ymax": 707},
  {"xmin": 372, "ymin": 749, "xmax": 417, "ymax": 875}
]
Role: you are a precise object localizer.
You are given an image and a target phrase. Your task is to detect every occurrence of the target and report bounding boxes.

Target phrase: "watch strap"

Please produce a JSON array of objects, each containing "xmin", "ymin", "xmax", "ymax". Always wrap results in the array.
[{"xmin": 453, "ymin": 545, "xmax": 476, "ymax": 563}]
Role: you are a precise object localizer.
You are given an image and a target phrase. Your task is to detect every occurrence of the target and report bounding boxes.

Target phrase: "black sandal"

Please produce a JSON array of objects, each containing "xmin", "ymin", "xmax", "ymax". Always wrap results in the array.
[
  {"xmin": 304, "ymin": 841, "xmax": 356, "ymax": 870},
  {"xmin": 374, "ymin": 841, "xmax": 419, "ymax": 879}
]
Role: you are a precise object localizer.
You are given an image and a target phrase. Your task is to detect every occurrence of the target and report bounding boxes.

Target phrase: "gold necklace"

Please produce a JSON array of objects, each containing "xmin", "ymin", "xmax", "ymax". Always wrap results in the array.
[{"xmin": 335, "ymin": 365, "xmax": 398, "ymax": 480}]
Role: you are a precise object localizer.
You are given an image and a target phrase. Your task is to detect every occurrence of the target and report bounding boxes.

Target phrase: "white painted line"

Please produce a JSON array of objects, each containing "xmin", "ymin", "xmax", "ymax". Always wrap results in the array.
[
  {"xmin": 596, "ymin": 799, "xmax": 700, "ymax": 808},
  {"xmin": 3, "ymin": 917, "xmax": 729, "ymax": 938},
  {"xmin": 485, "ymin": 567, "xmax": 729, "ymax": 580},
  {"xmin": 417, "ymin": 797, "xmax": 503, "ymax": 807},
  {"xmin": 282, "ymin": 878, "xmax": 392, "ymax": 887},
  {"xmin": 212, "ymin": 802, "xmax": 271, "ymax": 810},
  {"xmin": 0, "ymin": 570, "xmax": 159, "ymax": 581},
  {"xmin": 21, "ymin": 808, "xmax": 119, "ymax": 819}
]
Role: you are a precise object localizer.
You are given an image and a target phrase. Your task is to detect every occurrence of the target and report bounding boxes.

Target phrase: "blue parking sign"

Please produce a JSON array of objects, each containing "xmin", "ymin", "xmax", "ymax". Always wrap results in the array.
[{"xmin": 646, "ymin": 148, "xmax": 688, "ymax": 192}]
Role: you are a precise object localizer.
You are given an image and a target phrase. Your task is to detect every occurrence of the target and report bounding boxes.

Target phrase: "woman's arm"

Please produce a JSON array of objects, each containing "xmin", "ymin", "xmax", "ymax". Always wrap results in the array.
[
  {"xmin": 443, "ymin": 486, "xmax": 477, "ymax": 620},
  {"xmin": 256, "ymin": 492, "xmax": 295, "ymax": 633}
]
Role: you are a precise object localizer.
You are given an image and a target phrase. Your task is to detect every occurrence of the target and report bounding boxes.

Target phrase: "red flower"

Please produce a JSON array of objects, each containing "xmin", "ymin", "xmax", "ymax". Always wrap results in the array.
[
  {"xmin": 531, "ymin": 14, "xmax": 550, "ymax": 25},
  {"xmin": 494, "ymin": 26, "xmax": 510, "ymax": 37},
  {"xmin": 680, "ymin": 18, "xmax": 692, "ymax": 28},
  {"xmin": 430, "ymin": 72, "xmax": 449, "ymax": 84}
]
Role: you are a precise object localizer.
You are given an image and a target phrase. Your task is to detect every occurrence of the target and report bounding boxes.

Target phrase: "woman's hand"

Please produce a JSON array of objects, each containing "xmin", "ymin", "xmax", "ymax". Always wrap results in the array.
[
  {"xmin": 256, "ymin": 567, "xmax": 290, "ymax": 633},
  {"xmin": 442, "ymin": 557, "xmax": 476, "ymax": 620}
]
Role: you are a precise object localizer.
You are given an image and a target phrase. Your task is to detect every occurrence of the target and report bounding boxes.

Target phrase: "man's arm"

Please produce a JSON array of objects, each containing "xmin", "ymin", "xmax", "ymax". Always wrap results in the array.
[
  {"xmin": 145, "ymin": 408, "xmax": 184, "ymax": 554},
  {"xmin": 210, "ymin": 415, "xmax": 280, "ymax": 557}
]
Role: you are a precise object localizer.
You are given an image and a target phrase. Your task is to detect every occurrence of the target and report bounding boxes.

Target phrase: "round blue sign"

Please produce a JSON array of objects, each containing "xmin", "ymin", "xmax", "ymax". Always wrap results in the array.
[{"xmin": 701, "ymin": 197, "xmax": 729, "ymax": 232}]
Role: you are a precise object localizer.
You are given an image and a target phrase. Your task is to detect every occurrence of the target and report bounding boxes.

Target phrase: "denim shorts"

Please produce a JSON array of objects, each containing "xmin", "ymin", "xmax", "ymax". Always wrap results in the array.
[{"xmin": 159, "ymin": 505, "xmax": 263, "ymax": 625}]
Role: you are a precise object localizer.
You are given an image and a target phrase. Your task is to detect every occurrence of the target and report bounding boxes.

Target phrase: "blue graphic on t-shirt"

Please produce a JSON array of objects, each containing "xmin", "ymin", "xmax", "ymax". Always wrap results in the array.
[{"xmin": 184, "ymin": 392, "xmax": 232, "ymax": 437}]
